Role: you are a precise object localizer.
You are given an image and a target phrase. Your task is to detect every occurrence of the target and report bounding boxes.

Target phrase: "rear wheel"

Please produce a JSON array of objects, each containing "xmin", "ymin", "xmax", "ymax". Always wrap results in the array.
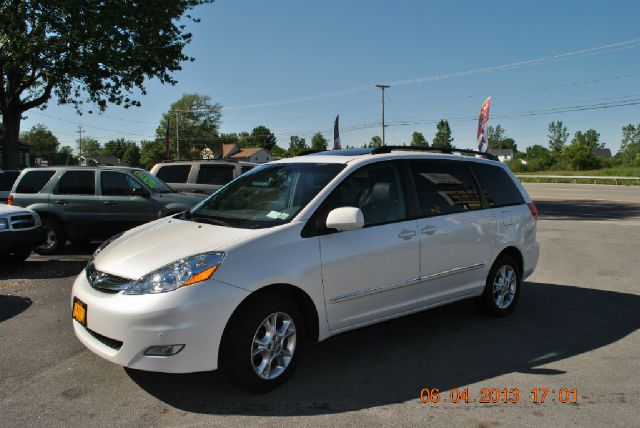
[
  {"xmin": 220, "ymin": 294, "xmax": 304, "ymax": 393},
  {"xmin": 34, "ymin": 218, "xmax": 66, "ymax": 255},
  {"xmin": 476, "ymin": 255, "xmax": 521, "ymax": 317}
]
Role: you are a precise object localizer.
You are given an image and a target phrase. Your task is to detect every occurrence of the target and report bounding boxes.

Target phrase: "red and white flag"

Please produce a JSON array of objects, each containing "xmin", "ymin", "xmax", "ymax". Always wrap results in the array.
[
  {"xmin": 476, "ymin": 97, "xmax": 491, "ymax": 153},
  {"xmin": 333, "ymin": 114, "xmax": 341, "ymax": 150}
]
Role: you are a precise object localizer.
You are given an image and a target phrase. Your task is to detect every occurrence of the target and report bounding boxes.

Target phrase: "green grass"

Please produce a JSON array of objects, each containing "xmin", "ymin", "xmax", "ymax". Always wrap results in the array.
[{"xmin": 517, "ymin": 166, "xmax": 640, "ymax": 177}]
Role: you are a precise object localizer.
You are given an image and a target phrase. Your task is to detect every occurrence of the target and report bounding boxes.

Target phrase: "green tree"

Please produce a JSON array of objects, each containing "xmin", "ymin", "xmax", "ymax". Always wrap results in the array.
[
  {"xmin": 51, "ymin": 145, "xmax": 76, "ymax": 165},
  {"xmin": 487, "ymin": 125, "xmax": 505, "ymax": 149},
  {"xmin": 524, "ymin": 144, "xmax": 554, "ymax": 171},
  {"xmin": 547, "ymin": 121, "xmax": 569, "ymax": 153},
  {"xmin": 156, "ymin": 94, "xmax": 222, "ymax": 159},
  {"xmin": 0, "ymin": 0, "xmax": 212, "ymax": 169},
  {"xmin": 249, "ymin": 126, "xmax": 277, "ymax": 152},
  {"xmin": 122, "ymin": 144, "xmax": 141, "ymax": 167},
  {"xmin": 20, "ymin": 124, "xmax": 59, "ymax": 159},
  {"xmin": 270, "ymin": 145, "xmax": 288, "ymax": 158},
  {"xmin": 288, "ymin": 136, "xmax": 308, "ymax": 156},
  {"xmin": 78, "ymin": 138, "xmax": 101, "ymax": 157},
  {"xmin": 140, "ymin": 140, "xmax": 165, "ymax": 169},
  {"xmin": 411, "ymin": 131, "xmax": 428, "ymax": 147},
  {"xmin": 101, "ymin": 138, "xmax": 136, "ymax": 160},
  {"xmin": 218, "ymin": 133, "xmax": 240, "ymax": 147},
  {"xmin": 618, "ymin": 124, "xmax": 640, "ymax": 166},
  {"xmin": 564, "ymin": 130, "xmax": 601, "ymax": 170},
  {"xmin": 369, "ymin": 136, "xmax": 383, "ymax": 148},
  {"xmin": 311, "ymin": 132, "xmax": 328, "ymax": 151},
  {"xmin": 432, "ymin": 120, "xmax": 454, "ymax": 149}
]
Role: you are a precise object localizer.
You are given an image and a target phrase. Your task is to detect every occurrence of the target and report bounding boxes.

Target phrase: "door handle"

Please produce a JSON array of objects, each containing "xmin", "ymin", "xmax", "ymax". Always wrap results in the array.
[
  {"xmin": 104, "ymin": 201, "xmax": 116, "ymax": 206},
  {"xmin": 421, "ymin": 225, "xmax": 438, "ymax": 235},
  {"xmin": 54, "ymin": 200, "xmax": 68, "ymax": 206},
  {"xmin": 398, "ymin": 229, "xmax": 417, "ymax": 240}
]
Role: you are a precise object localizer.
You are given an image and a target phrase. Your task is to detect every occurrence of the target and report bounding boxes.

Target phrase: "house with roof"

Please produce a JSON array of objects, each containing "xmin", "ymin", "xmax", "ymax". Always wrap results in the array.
[
  {"xmin": 222, "ymin": 144, "xmax": 275, "ymax": 163},
  {"xmin": 487, "ymin": 148, "xmax": 514, "ymax": 162}
]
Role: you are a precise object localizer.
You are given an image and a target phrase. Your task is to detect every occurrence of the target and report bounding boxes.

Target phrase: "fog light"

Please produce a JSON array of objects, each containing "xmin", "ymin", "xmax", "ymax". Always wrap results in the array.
[{"xmin": 144, "ymin": 344, "xmax": 185, "ymax": 356}]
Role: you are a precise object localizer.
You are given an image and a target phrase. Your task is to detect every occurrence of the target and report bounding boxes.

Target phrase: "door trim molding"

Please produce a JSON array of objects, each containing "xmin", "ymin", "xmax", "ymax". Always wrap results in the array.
[{"xmin": 329, "ymin": 262, "xmax": 486, "ymax": 304}]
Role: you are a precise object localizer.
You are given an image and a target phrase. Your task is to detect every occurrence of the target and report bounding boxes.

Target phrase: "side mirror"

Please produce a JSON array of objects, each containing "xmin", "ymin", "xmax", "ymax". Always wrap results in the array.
[
  {"xmin": 326, "ymin": 207, "xmax": 364, "ymax": 231},
  {"xmin": 131, "ymin": 187, "xmax": 150, "ymax": 197}
]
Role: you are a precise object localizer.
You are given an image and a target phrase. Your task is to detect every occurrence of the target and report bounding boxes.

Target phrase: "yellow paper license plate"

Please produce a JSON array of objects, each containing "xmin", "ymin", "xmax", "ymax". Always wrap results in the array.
[{"xmin": 72, "ymin": 297, "xmax": 87, "ymax": 326}]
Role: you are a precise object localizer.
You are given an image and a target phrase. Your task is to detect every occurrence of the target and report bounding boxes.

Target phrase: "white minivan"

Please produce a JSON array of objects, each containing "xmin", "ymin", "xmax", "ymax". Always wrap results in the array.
[{"xmin": 71, "ymin": 147, "xmax": 539, "ymax": 392}]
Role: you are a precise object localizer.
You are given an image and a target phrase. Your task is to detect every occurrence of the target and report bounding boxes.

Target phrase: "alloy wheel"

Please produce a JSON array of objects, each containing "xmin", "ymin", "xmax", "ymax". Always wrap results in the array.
[
  {"xmin": 493, "ymin": 265, "xmax": 517, "ymax": 309},
  {"xmin": 250, "ymin": 311, "xmax": 297, "ymax": 380}
]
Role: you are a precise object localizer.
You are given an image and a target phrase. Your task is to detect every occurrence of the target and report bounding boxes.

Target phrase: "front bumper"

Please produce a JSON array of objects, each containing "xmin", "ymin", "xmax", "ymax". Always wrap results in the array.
[
  {"xmin": 0, "ymin": 227, "xmax": 46, "ymax": 250},
  {"xmin": 71, "ymin": 270, "xmax": 249, "ymax": 373}
]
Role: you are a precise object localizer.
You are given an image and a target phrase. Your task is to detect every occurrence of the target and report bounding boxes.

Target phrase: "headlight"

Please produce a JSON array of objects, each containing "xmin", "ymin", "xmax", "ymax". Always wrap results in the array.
[
  {"xmin": 124, "ymin": 251, "xmax": 225, "ymax": 295},
  {"xmin": 0, "ymin": 218, "xmax": 8, "ymax": 231},
  {"xmin": 90, "ymin": 232, "xmax": 123, "ymax": 262},
  {"xmin": 33, "ymin": 213, "xmax": 41, "ymax": 227}
]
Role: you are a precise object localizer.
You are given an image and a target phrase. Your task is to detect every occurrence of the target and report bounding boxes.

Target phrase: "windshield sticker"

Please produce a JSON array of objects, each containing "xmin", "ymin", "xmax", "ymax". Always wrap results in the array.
[
  {"xmin": 266, "ymin": 210, "xmax": 290, "ymax": 220},
  {"xmin": 133, "ymin": 171, "xmax": 157, "ymax": 189}
]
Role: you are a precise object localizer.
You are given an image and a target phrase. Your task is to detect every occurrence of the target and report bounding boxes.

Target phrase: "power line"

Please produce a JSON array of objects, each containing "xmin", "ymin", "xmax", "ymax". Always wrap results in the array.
[{"xmin": 224, "ymin": 38, "xmax": 640, "ymax": 111}]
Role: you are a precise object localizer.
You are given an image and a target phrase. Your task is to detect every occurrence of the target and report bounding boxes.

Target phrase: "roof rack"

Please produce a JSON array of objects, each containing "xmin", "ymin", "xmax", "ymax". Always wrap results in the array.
[
  {"xmin": 370, "ymin": 146, "xmax": 499, "ymax": 161},
  {"xmin": 160, "ymin": 157, "xmax": 228, "ymax": 163}
]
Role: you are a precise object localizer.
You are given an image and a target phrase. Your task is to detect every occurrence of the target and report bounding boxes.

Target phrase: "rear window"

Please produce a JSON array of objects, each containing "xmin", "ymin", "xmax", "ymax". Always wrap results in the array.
[
  {"xmin": 156, "ymin": 165, "xmax": 191, "ymax": 183},
  {"xmin": 0, "ymin": 171, "xmax": 20, "ymax": 191},
  {"xmin": 410, "ymin": 160, "xmax": 482, "ymax": 217},
  {"xmin": 196, "ymin": 165, "xmax": 235, "ymax": 185},
  {"xmin": 471, "ymin": 163, "xmax": 524, "ymax": 208},
  {"xmin": 15, "ymin": 170, "xmax": 55, "ymax": 193},
  {"xmin": 55, "ymin": 171, "xmax": 96, "ymax": 195}
]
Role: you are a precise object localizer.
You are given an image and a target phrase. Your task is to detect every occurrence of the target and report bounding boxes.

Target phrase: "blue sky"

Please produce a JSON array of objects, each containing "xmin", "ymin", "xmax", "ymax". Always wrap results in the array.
[{"xmin": 23, "ymin": 0, "xmax": 640, "ymax": 154}]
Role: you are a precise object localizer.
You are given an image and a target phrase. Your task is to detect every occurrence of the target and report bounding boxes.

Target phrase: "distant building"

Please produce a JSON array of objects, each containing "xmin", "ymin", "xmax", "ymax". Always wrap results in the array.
[
  {"xmin": 79, "ymin": 155, "xmax": 122, "ymax": 166},
  {"xmin": 487, "ymin": 148, "xmax": 514, "ymax": 162},
  {"xmin": 0, "ymin": 141, "xmax": 32, "ymax": 168},
  {"xmin": 593, "ymin": 148, "xmax": 612, "ymax": 158},
  {"xmin": 222, "ymin": 144, "xmax": 275, "ymax": 163}
]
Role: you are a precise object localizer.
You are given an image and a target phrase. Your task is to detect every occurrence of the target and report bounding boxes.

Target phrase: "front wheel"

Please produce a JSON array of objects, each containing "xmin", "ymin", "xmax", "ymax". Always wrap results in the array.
[
  {"xmin": 34, "ymin": 218, "xmax": 66, "ymax": 255},
  {"xmin": 476, "ymin": 255, "xmax": 522, "ymax": 317},
  {"xmin": 220, "ymin": 295, "xmax": 304, "ymax": 393}
]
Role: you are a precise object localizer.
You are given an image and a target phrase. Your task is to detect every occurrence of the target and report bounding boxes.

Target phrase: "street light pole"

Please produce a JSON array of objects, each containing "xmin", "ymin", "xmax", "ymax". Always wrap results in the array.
[{"xmin": 375, "ymin": 84, "xmax": 390, "ymax": 146}]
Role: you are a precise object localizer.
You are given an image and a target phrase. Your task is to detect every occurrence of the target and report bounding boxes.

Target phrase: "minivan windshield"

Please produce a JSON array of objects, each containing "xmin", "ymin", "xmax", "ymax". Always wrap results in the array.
[{"xmin": 185, "ymin": 163, "xmax": 345, "ymax": 229}]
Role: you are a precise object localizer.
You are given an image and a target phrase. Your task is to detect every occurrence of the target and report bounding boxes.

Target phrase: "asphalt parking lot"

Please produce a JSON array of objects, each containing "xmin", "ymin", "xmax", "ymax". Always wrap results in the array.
[{"xmin": 1, "ymin": 183, "xmax": 639, "ymax": 427}]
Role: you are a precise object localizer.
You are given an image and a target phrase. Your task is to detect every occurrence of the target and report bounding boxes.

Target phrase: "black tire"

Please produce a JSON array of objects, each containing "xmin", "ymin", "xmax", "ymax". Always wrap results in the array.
[
  {"xmin": 0, "ymin": 248, "xmax": 32, "ymax": 262},
  {"xmin": 34, "ymin": 218, "xmax": 66, "ymax": 255},
  {"xmin": 476, "ymin": 255, "xmax": 522, "ymax": 317},
  {"xmin": 219, "ymin": 294, "xmax": 305, "ymax": 393}
]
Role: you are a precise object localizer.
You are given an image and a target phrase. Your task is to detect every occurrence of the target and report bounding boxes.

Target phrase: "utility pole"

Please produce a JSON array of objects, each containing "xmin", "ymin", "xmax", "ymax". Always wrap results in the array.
[
  {"xmin": 375, "ymin": 84, "xmax": 390, "ymax": 146},
  {"xmin": 175, "ymin": 111, "xmax": 180, "ymax": 160},
  {"xmin": 77, "ymin": 126, "xmax": 83, "ymax": 157}
]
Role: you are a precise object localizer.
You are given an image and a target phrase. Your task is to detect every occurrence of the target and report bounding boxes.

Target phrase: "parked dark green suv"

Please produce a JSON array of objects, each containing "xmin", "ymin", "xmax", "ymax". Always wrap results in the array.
[{"xmin": 8, "ymin": 166, "xmax": 205, "ymax": 254}]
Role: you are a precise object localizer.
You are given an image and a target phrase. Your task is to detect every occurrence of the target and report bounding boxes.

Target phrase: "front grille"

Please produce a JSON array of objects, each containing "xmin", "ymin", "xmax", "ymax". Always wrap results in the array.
[
  {"xmin": 85, "ymin": 326, "xmax": 123, "ymax": 350},
  {"xmin": 10, "ymin": 214, "xmax": 36, "ymax": 230},
  {"xmin": 86, "ymin": 263, "xmax": 131, "ymax": 293}
]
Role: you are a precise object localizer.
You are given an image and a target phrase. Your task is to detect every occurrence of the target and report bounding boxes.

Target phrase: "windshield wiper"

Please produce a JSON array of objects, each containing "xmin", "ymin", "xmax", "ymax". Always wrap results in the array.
[{"xmin": 188, "ymin": 215, "xmax": 233, "ymax": 227}]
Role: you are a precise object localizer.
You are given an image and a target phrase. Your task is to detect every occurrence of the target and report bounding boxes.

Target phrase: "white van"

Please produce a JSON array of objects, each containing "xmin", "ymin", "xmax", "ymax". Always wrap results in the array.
[{"xmin": 71, "ymin": 147, "xmax": 539, "ymax": 392}]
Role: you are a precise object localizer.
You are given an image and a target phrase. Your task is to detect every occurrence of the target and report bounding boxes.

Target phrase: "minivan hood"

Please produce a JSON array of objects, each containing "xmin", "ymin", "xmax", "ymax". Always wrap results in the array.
[{"xmin": 95, "ymin": 217, "xmax": 257, "ymax": 279}]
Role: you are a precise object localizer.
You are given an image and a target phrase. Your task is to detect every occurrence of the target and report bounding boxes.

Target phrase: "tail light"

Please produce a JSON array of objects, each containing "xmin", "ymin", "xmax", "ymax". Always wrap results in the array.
[
  {"xmin": 7, "ymin": 194, "xmax": 13, "ymax": 206},
  {"xmin": 527, "ymin": 202, "xmax": 538, "ymax": 221}
]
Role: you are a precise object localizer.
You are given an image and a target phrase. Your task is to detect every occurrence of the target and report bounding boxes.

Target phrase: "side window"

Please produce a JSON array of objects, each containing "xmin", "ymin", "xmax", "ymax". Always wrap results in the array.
[
  {"xmin": 241, "ymin": 165, "xmax": 254, "ymax": 174},
  {"xmin": 155, "ymin": 165, "xmax": 191, "ymax": 183},
  {"xmin": 196, "ymin": 165, "xmax": 235, "ymax": 185},
  {"xmin": 410, "ymin": 160, "xmax": 482, "ymax": 217},
  {"xmin": 471, "ymin": 163, "xmax": 524, "ymax": 208},
  {"xmin": 15, "ymin": 170, "xmax": 55, "ymax": 193},
  {"xmin": 55, "ymin": 171, "xmax": 96, "ymax": 195},
  {"xmin": 323, "ymin": 162, "xmax": 407, "ymax": 227},
  {"xmin": 101, "ymin": 171, "xmax": 144, "ymax": 196}
]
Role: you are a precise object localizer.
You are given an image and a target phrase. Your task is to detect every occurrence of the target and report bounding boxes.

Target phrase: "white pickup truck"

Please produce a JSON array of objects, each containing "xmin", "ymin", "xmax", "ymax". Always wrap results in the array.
[{"xmin": 0, "ymin": 203, "xmax": 45, "ymax": 262}]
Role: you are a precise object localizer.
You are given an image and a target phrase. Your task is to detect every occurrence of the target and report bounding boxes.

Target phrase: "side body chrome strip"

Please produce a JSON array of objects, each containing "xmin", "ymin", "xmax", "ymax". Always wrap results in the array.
[{"xmin": 329, "ymin": 262, "xmax": 486, "ymax": 303}]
